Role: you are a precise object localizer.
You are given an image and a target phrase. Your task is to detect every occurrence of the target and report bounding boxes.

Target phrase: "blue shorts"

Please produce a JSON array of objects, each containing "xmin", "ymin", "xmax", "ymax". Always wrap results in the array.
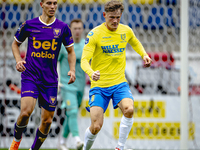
[
  {"xmin": 86, "ymin": 82, "xmax": 133, "ymax": 113},
  {"xmin": 21, "ymin": 79, "xmax": 58, "ymax": 111}
]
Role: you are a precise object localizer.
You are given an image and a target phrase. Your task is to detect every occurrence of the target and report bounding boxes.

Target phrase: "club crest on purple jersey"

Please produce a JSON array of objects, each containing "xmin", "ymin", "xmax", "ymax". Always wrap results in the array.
[
  {"xmin": 53, "ymin": 28, "xmax": 61, "ymax": 37},
  {"xmin": 49, "ymin": 96, "xmax": 57, "ymax": 105}
]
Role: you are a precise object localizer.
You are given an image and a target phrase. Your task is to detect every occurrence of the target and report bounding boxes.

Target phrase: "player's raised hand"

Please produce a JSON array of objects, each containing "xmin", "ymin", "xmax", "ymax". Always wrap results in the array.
[
  {"xmin": 143, "ymin": 55, "xmax": 152, "ymax": 67},
  {"xmin": 92, "ymin": 70, "xmax": 100, "ymax": 81},
  {"xmin": 16, "ymin": 60, "xmax": 26, "ymax": 72},
  {"xmin": 68, "ymin": 70, "xmax": 76, "ymax": 84}
]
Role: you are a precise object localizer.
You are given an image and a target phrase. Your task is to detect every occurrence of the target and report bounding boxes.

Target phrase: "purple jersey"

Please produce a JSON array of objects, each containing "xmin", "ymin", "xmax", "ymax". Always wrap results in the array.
[{"xmin": 14, "ymin": 17, "xmax": 73, "ymax": 86}]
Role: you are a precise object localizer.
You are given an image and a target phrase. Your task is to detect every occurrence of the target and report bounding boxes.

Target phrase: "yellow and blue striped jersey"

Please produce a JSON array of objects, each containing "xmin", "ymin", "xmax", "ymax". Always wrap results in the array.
[{"xmin": 81, "ymin": 23, "xmax": 147, "ymax": 88}]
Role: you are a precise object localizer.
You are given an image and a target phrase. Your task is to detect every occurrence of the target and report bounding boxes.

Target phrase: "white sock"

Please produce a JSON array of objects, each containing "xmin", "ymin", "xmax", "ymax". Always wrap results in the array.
[
  {"xmin": 60, "ymin": 136, "xmax": 67, "ymax": 145},
  {"xmin": 83, "ymin": 127, "xmax": 97, "ymax": 150},
  {"xmin": 117, "ymin": 116, "xmax": 134, "ymax": 150},
  {"xmin": 74, "ymin": 136, "xmax": 81, "ymax": 143},
  {"xmin": 14, "ymin": 138, "xmax": 21, "ymax": 142}
]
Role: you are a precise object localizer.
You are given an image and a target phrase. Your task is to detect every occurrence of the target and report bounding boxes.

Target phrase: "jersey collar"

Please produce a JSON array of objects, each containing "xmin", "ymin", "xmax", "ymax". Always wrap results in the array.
[
  {"xmin": 102, "ymin": 22, "xmax": 120, "ymax": 33},
  {"xmin": 39, "ymin": 16, "xmax": 56, "ymax": 26}
]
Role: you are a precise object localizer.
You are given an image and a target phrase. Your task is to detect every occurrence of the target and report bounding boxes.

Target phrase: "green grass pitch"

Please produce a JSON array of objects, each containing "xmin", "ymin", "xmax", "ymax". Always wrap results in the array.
[
  {"xmin": 0, "ymin": 149, "xmax": 61, "ymax": 150},
  {"xmin": 0, "ymin": 149, "xmax": 58, "ymax": 150}
]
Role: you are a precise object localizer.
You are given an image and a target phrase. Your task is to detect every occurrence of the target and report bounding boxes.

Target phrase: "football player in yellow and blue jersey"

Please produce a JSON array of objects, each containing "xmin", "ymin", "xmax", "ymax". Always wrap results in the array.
[
  {"xmin": 9, "ymin": 0, "xmax": 76, "ymax": 150},
  {"xmin": 81, "ymin": 1, "xmax": 152, "ymax": 150}
]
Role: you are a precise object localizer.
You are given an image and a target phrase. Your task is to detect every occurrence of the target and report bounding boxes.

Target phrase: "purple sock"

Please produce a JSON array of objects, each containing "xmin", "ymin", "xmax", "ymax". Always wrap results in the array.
[
  {"xmin": 31, "ymin": 128, "xmax": 48, "ymax": 150},
  {"xmin": 14, "ymin": 123, "xmax": 27, "ymax": 140}
]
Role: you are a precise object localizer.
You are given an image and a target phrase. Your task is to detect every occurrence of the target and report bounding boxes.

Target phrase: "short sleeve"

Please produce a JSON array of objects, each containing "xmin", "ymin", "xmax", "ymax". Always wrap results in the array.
[
  {"xmin": 62, "ymin": 24, "xmax": 73, "ymax": 47},
  {"xmin": 14, "ymin": 21, "xmax": 29, "ymax": 43}
]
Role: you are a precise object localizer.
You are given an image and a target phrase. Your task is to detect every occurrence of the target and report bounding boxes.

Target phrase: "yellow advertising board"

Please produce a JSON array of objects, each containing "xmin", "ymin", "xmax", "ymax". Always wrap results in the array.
[
  {"xmin": 80, "ymin": 100, "xmax": 165, "ymax": 118},
  {"xmin": 114, "ymin": 100, "xmax": 165, "ymax": 118},
  {"xmin": 113, "ymin": 122, "xmax": 195, "ymax": 140}
]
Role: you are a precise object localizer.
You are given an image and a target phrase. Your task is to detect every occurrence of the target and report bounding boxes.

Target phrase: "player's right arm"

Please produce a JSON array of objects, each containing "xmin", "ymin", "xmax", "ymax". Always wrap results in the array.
[
  {"xmin": 12, "ymin": 22, "xmax": 28, "ymax": 72},
  {"xmin": 81, "ymin": 31, "xmax": 100, "ymax": 81},
  {"xmin": 12, "ymin": 40, "xmax": 26, "ymax": 72}
]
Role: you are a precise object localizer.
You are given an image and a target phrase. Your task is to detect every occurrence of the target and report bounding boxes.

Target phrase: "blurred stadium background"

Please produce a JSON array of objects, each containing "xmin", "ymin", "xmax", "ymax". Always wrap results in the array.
[{"xmin": 0, "ymin": 0, "xmax": 200, "ymax": 149}]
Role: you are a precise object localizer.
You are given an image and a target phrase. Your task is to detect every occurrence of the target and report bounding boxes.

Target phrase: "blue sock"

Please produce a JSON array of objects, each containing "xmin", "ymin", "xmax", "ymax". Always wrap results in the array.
[
  {"xmin": 31, "ymin": 128, "xmax": 48, "ymax": 150},
  {"xmin": 14, "ymin": 123, "xmax": 27, "ymax": 140}
]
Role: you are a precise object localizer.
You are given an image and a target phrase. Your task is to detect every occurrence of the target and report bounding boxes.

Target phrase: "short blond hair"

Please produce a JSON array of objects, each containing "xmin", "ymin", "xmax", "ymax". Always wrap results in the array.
[{"xmin": 104, "ymin": 0, "xmax": 124, "ymax": 13}]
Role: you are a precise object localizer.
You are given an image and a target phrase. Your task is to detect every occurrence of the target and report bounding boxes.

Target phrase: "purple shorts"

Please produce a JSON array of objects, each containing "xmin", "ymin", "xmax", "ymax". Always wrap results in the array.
[{"xmin": 21, "ymin": 79, "xmax": 58, "ymax": 111}]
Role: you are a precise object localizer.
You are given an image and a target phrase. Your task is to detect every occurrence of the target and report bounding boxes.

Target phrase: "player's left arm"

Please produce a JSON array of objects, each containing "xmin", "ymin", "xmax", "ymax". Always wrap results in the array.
[
  {"xmin": 128, "ymin": 30, "xmax": 152, "ymax": 67},
  {"xmin": 143, "ymin": 55, "xmax": 152, "ymax": 67},
  {"xmin": 58, "ymin": 44, "xmax": 65, "ymax": 62},
  {"xmin": 65, "ymin": 45, "xmax": 76, "ymax": 84}
]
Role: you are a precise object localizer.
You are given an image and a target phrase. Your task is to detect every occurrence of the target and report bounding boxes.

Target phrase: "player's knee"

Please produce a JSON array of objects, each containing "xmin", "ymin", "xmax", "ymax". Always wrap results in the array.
[
  {"xmin": 41, "ymin": 117, "xmax": 53, "ymax": 127},
  {"xmin": 94, "ymin": 124, "xmax": 102, "ymax": 131},
  {"xmin": 123, "ymin": 106, "xmax": 134, "ymax": 117},
  {"xmin": 91, "ymin": 123, "xmax": 102, "ymax": 134},
  {"xmin": 20, "ymin": 110, "xmax": 32, "ymax": 120}
]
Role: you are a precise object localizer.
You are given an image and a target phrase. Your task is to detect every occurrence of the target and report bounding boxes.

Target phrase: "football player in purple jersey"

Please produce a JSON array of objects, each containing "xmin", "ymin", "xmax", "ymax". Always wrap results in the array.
[{"xmin": 9, "ymin": 0, "xmax": 76, "ymax": 150}]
